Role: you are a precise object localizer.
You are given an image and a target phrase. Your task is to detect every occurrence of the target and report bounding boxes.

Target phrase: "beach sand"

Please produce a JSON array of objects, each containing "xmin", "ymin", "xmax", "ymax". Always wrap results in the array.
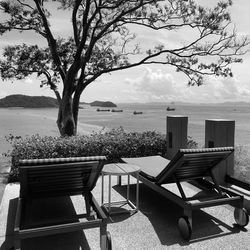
[{"xmin": 0, "ymin": 108, "xmax": 103, "ymax": 155}]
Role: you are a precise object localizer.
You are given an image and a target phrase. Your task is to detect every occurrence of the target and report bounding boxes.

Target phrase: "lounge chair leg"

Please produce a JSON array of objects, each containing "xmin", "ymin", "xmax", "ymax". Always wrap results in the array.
[
  {"xmin": 85, "ymin": 193, "xmax": 93, "ymax": 217},
  {"xmin": 183, "ymin": 208, "xmax": 192, "ymax": 226},
  {"xmin": 117, "ymin": 176, "xmax": 122, "ymax": 186},
  {"xmin": 100, "ymin": 225, "xmax": 112, "ymax": 250},
  {"xmin": 14, "ymin": 239, "xmax": 21, "ymax": 250},
  {"xmin": 178, "ymin": 209, "xmax": 192, "ymax": 241},
  {"xmin": 234, "ymin": 207, "xmax": 249, "ymax": 227}
]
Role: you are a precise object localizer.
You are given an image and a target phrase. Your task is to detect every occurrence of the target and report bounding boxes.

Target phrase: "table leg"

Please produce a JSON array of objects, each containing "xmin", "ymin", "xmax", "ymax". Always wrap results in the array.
[
  {"xmin": 127, "ymin": 174, "xmax": 130, "ymax": 202},
  {"xmin": 108, "ymin": 174, "xmax": 111, "ymax": 212},
  {"xmin": 101, "ymin": 173, "xmax": 104, "ymax": 205},
  {"xmin": 136, "ymin": 172, "xmax": 139, "ymax": 210}
]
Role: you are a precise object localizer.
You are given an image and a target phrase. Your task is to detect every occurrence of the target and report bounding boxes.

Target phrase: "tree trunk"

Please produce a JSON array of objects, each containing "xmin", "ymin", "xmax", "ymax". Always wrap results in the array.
[
  {"xmin": 57, "ymin": 93, "xmax": 76, "ymax": 136},
  {"xmin": 72, "ymin": 90, "xmax": 82, "ymax": 135}
]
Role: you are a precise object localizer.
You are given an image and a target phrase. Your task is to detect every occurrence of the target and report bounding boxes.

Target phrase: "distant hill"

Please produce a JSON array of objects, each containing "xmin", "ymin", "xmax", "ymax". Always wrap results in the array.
[
  {"xmin": 90, "ymin": 101, "xmax": 117, "ymax": 108},
  {"xmin": 0, "ymin": 95, "xmax": 58, "ymax": 108}
]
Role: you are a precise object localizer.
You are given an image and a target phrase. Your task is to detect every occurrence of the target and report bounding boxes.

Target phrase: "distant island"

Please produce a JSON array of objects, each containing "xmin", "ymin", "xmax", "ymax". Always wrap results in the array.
[
  {"xmin": 0, "ymin": 95, "xmax": 58, "ymax": 108},
  {"xmin": 90, "ymin": 101, "xmax": 117, "ymax": 108},
  {"xmin": 0, "ymin": 95, "xmax": 117, "ymax": 109}
]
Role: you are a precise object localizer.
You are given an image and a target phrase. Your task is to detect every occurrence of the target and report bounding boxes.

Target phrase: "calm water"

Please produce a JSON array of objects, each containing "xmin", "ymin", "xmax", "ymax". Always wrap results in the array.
[
  {"xmin": 78, "ymin": 103, "xmax": 250, "ymax": 147},
  {"xmin": 1, "ymin": 103, "xmax": 250, "ymax": 154}
]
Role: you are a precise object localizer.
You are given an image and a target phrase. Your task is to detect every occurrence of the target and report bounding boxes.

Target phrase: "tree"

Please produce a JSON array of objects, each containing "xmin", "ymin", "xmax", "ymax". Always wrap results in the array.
[{"xmin": 0, "ymin": 0, "xmax": 249, "ymax": 136}]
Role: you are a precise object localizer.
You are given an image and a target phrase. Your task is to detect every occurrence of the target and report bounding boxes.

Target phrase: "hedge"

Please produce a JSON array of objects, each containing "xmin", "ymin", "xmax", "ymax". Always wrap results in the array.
[{"xmin": 4, "ymin": 127, "xmax": 197, "ymax": 182}]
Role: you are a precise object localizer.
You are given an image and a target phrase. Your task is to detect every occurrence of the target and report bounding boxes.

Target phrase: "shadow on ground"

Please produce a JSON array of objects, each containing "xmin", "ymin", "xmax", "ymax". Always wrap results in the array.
[
  {"xmin": 113, "ymin": 183, "xmax": 244, "ymax": 247},
  {"xmin": 0, "ymin": 196, "xmax": 95, "ymax": 250}
]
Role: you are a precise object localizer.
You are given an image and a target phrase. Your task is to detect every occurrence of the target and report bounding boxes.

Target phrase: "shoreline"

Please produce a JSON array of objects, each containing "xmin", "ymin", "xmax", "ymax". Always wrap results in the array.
[{"xmin": 1, "ymin": 104, "xmax": 250, "ymax": 152}]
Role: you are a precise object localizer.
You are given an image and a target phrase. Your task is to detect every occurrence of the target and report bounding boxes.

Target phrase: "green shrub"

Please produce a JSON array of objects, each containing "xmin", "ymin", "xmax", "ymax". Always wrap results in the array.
[
  {"xmin": 5, "ymin": 127, "xmax": 197, "ymax": 182},
  {"xmin": 234, "ymin": 145, "xmax": 250, "ymax": 182}
]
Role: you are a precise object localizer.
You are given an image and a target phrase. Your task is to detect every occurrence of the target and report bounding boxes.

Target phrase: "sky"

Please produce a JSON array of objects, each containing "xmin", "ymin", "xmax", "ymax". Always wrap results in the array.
[{"xmin": 0, "ymin": 0, "xmax": 250, "ymax": 104}]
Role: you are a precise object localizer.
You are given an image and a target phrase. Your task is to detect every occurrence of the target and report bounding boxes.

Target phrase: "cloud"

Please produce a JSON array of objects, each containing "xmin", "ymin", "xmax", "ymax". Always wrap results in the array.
[
  {"xmin": 24, "ymin": 78, "xmax": 33, "ymax": 84},
  {"xmin": 193, "ymin": 76, "xmax": 250, "ymax": 102},
  {"xmin": 0, "ymin": 91, "xmax": 7, "ymax": 98},
  {"xmin": 125, "ymin": 67, "xmax": 183, "ymax": 102},
  {"xmin": 124, "ymin": 68, "xmax": 250, "ymax": 103}
]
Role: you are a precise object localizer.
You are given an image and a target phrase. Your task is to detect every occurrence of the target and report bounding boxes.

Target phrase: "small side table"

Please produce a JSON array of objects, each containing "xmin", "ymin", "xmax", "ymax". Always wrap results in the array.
[{"xmin": 101, "ymin": 163, "xmax": 140, "ymax": 215}]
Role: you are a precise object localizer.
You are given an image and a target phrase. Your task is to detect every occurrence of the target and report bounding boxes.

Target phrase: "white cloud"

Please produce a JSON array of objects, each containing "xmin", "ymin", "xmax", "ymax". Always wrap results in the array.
[
  {"xmin": 24, "ymin": 78, "xmax": 33, "ymax": 84},
  {"xmin": 124, "ymin": 68, "xmax": 250, "ymax": 103},
  {"xmin": 125, "ymin": 67, "xmax": 184, "ymax": 102},
  {"xmin": 0, "ymin": 90, "xmax": 7, "ymax": 98},
  {"xmin": 193, "ymin": 76, "xmax": 250, "ymax": 102}
]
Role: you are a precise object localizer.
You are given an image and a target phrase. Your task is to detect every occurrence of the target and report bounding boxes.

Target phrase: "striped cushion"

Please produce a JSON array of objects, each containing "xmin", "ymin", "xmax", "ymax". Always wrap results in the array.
[{"xmin": 19, "ymin": 156, "xmax": 107, "ymax": 166}]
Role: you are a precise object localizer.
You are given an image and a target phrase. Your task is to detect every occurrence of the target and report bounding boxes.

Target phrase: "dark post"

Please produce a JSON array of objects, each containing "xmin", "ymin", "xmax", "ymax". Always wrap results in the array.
[
  {"xmin": 166, "ymin": 115, "xmax": 188, "ymax": 160},
  {"xmin": 205, "ymin": 119, "xmax": 235, "ymax": 184}
]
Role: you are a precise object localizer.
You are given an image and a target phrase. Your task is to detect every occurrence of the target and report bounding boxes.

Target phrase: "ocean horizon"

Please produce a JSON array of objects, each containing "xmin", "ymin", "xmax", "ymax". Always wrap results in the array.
[{"xmin": 1, "ymin": 102, "xmax": 250, "ymax": 154}]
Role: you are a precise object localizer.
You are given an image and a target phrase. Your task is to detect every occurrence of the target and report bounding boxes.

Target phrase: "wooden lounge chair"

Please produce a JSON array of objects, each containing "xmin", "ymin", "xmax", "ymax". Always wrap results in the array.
[
  {"xmin": 14, "ymin": 156, "xmax": 112, "ymax": 250},
  {"xmin": 122, "ymin": 147, "xmax": 249, "ymax": 241}
]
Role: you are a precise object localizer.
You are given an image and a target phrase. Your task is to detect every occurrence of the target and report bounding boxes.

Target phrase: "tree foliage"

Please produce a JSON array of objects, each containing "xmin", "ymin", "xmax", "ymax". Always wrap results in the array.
[{"xmin": 0, "ymin": 0, "xmax": 249, "ymax": 135}]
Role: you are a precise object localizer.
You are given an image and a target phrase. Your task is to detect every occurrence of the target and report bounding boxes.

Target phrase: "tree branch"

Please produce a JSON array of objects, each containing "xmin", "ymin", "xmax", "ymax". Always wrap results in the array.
[
  {"xmin": 72, "ymin": 0, "xmax": 82, "ymax": 46},
  {"xmin": 33, "ymin": 0, "xmax": 66, "ymax": 81}
]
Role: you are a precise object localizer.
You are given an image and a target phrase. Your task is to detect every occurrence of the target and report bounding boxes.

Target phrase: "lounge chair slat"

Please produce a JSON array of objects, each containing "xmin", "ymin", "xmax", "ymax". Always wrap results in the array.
[
  {"xmin": 28, "ymin": 174, "xmax": 89, "ymax": 180},
  {"xmin": 25, "ymin": 162, "xmax": 96, "ymax": 170},
  {"xmin": 30, "ymin": 184, "xmax": 87, "ymax": 193},
  {"xmin": 27, "ymin": 167, "xmax": 93, "ymax": 174},
  {"xmin": 183, "ymin": 151, "xmax": 229, "ymax": 158},
  {"xmin": 29, "ymin": 190, "xmax": 87, "ymax": 198},
  {"xmin": 182, "ymin": 159, "xmax": 221, "ymax": 164},
  {"xmin": 28, "ymin": 175, "xmax": 88, "ymax": 182},
  {"xmin": 28, "ymin": 169, "xmax": 93, "ymax": 177},
  {"xmin": 28, "ymin": 179, "xmax": 87, "ymax": 187}
]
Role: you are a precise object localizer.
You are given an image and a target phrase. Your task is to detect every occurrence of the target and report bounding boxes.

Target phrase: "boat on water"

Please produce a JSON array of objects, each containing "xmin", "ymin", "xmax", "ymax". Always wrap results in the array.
[
  {"xmin": 96, "ymin": 108, "xmax": 110, "ymax": 112},
  {"xmin": 166, "ymin": 106, "xmax": 175, "ymax": 111},
  {"xmin": 133, "ymin": 111, "xmax": 143, "ymax": 115},
  {"xmin": 111, "ymin": 109, "xmax": 123, "ymax": 112}
]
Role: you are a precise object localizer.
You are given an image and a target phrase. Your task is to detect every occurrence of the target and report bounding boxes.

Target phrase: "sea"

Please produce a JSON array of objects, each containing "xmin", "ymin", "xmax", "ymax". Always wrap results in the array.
[{"xmin": 1, "ymin": 102, "xmax": 250, "ymax": 154}]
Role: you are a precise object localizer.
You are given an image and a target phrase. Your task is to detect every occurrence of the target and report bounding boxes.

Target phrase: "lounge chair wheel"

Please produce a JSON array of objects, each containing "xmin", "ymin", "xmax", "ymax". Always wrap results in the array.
[
  {"xmin": 178, "ymin": 216, "xmax": 192, "ymax": 241},
  {"xmin": 106, "ymin": 231, "xmax": 112, "ymax": 250},
  {"xmin": 234, "ymin": 208, "xmax": 249, "ymax": 227}
]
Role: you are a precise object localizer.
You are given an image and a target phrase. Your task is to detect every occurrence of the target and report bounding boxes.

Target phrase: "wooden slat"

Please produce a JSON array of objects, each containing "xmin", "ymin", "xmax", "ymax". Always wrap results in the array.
[
  {"xmin": 178, "ymin": 164, "xmax": 210, "ymax": 169},
  {"xmin": 183, "ymin": 151, "xmax": 231, "ymax": 159},
  {"xmin": 20, "ymin": 159, "xmax": 104, "ymax": 198},
  {"xmin": 28, "ymin": 166, "xmax": 93, "ymax": 174},
  {"xmin": 176, "ymin": 170, "xmax": 209, "ymax": 176},
  {"xmin": 30, "ymin": 183, "xmax": 85, "ymax": 189},
  {"xmin": 30, "ymin": 190, "xmax": 87, "ymax": 198},
  {"xmin": 28, "ymin": 171, "xmax": 91, "ymax": 179},
  {"xmin": 28, "ymin": 177, "xmax": 86, "ymax": 185},
  {"xmin": 182, "ymin": 159, "xmax": 216, "ymax": 165},
  {"xmin": 30, "ymin": 185, "xmax": 86, "ymax": 193},
  {"xmin": 20, "ymin": 161, "xmax": 99, "ymax": 169}
]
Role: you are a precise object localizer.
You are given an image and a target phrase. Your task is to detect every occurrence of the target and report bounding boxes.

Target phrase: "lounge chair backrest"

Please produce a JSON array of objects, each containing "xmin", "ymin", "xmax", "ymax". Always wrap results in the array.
[
  {"xmin": 18, "ymin": 156, "xmax": 106, "ymax": 198},
  {"xmin": 157, "ymin": 147, "xmax": 234, "ymax": 184}
]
